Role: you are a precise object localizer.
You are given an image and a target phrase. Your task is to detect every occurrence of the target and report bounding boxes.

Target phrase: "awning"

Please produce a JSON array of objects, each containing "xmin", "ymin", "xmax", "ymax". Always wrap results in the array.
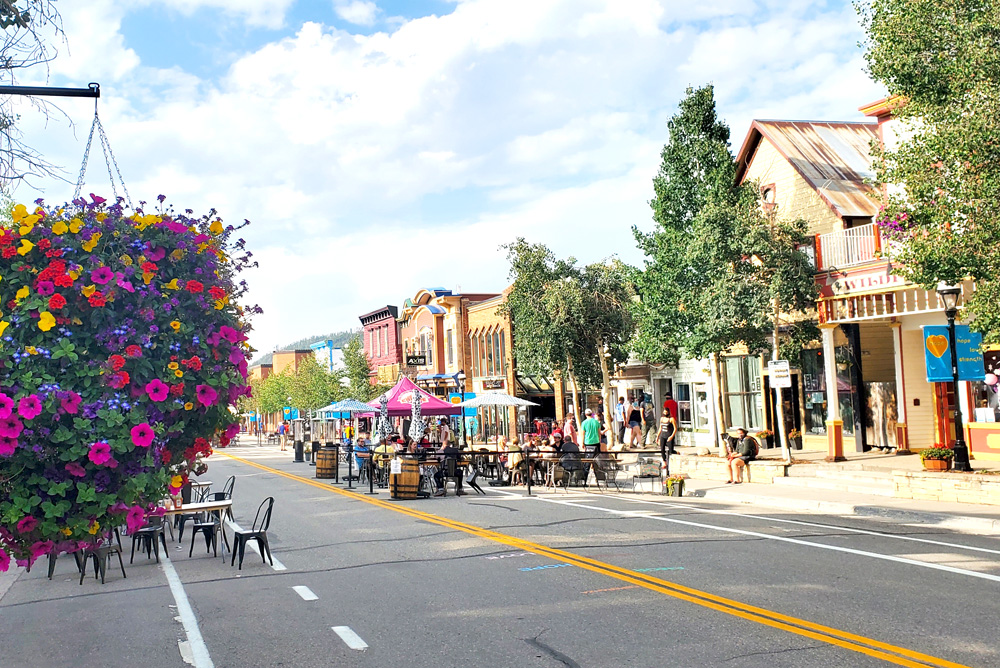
[
  {"xmin": 515, "ymin": 374, "xmax": 556, "ymax": 394},
  {"xmin": 416, "ymin": 373, "xmax": 459, "ymax": 382}
]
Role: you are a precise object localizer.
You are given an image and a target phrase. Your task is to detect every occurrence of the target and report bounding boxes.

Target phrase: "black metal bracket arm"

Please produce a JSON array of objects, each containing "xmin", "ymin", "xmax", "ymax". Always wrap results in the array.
[{"xmin": 0, "ymin": 82, "xmax": 100, "ymax": 98}]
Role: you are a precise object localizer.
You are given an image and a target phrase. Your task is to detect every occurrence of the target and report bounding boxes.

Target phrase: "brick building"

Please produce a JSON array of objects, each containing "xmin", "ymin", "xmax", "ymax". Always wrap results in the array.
[{"xmin": 359, "ymin": 305, "xmax": 401, "ymax": 385}]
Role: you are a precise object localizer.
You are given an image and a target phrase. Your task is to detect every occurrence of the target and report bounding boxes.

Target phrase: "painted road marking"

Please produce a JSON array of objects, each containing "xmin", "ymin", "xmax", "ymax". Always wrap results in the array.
[
  {"xmin": 582, "ymin": 585, "xmax": 639, "ymax": 594},
  {"xmin": 223, "ymin": 453, "xmax": 973, "ymax": 668},
  {"xmin": 635, "ymin": 567, "xmax": 685, "ymax": 572},
  {"xmin": 519, "ymin": 563, "xmax": 573, "ymax": 572},
  {"xmin": 332, "ymin": 626, "xmax": 369, "ymax": 651},
  {"xmin": 541, "ymin": 496, "xmax": 1000, "ymax": 584},
  {"xmin": 161, "ymin": 555, "xmax": 214, "ymax": 668},
  {"xmin": 610, "ymin": 494, "xmax": 1000, "ymax": 555},
  {"xmin": 484, "ymin": 551, "xmax": 532, "ymax": 560},
  {"xmin": 291, "ymin": 586, "xmax": 318, "ymax": 601},
  {"xmin": 226, "ymin": 520, "xmax": 287, "ymax": 571}
]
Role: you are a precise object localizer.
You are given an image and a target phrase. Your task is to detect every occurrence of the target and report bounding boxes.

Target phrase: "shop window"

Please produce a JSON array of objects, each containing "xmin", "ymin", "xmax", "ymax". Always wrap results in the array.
[
  {"xmin": 801, "ymin": 349, "xmax": 827, "ymax": 435},
  {"xmin": 494, "ymin": 330, "xmax": 502, "ymax": 374},
  {"xmin": 499, "ymin": 331, "xmax": 506, "ymax": 371},
  {"xmin": 487, "ymin": 332, "xmax": 494, "ymax": 376},
  {"xmin": 723, "ymin": 355, "xmax": 763, "ymax": 430},
  {"xmin": 676, "ymin": 383, "xmax": 692, "ymax": 427},
  {"xmin": 471, "ymin": 335, "xmax": 479, "ymax": 377},
  {"xmin": 693, "ymin": 384, "xmax": 709, "ymax": 430},
  {"xmin": 420, "ymin": 331, "xmax": 433, "ymax": 365},
  {"xmin": 446, "ymin": 329, "xmax": 454, "ymax": 367}
]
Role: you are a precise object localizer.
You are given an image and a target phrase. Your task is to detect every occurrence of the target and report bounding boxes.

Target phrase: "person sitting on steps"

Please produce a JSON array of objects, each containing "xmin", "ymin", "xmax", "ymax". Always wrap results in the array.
[{"xmin": 726, "ymin": 427, "xmax": 758, "ymax": 484}]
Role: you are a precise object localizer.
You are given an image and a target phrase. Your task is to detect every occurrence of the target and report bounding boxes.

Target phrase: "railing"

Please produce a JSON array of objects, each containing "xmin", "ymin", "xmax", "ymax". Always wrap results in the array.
[{"xmin": 816, "ymin": 223, "xmax": 884, "ymax": 271}]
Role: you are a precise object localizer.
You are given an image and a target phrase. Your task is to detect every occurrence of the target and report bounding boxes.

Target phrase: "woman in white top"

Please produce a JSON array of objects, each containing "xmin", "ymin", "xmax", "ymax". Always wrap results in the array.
[{"xmin": 439, "ymin": 418, "xmax": 451, "ymax": 446}]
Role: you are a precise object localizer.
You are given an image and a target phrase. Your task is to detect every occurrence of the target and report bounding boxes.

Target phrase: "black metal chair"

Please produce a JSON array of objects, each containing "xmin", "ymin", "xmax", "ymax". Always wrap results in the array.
[
  {"xmin": 593, "ymin": 455, "xmax": 622, "ymax": 493},
  {"xmin": 131, "ymin": 516, "xmax": 168, "ymax": 564},
  {"xmin": 231, "ymin": 497, "xmax": 274, "ymax": 570},
  {"xmin": 82, "ymin": 529, "xmax": 126, "ymax": 585},
  {"xmin": 175, "ymin": 485, "xmax": 211, "ymax": 542}
]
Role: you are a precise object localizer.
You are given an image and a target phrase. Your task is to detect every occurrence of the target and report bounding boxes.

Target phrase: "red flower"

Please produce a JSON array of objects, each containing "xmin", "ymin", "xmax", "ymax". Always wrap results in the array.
[
  {"xmin": 109, "ymin": 371, "xmax": 130, "ymax": 389},
  {"xmin": 1, "ymin": 246, "xmax": 16, "ymax": 259},
  {"xmin": 140, "ymin": 261, "xmax": 157, "ymax": 273},
  {"xmin": 183, "ymin": 356, "xmax": 202, "ymax": 371},
  {"xmin": 37, "ymin": 238, "xmax": 51, "ymax": 250},
  {"xmin": 53, "ymin": 274, "xmax": 74, "ymax": 288},
  {"xmin": 125, "ymin": 345, "xmax": 142, "ymax": 358},
  {"xmin": 44, "ymin": 249, "xmax": 63, "ymax": 258},
  {"xmin": 209, "ymin": 286, "xmax": 226, "ymax": 300},
  {"xmin": 169, "ymin": 382, "xmax": 185, "ymax": 397},
  {"xmin": 89, "ymin": 292, "xmax": 107, "ymax": 307},
  {"xmin": 47, "ymin": 294, "xmax": 66, "ymax": 310},
  {"xmin": 185, "ymin": 280, "xmax": 204, "ymax": 293},
  {"xmin": 109, "ymin": 354, "xmax": 126, "ymax": 371}
]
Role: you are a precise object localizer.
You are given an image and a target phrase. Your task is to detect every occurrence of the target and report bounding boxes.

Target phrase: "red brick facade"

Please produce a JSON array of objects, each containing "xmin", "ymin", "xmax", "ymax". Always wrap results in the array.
[{"xmin": 359, "ymin": 305, "xmax": 401, "ymax": 384}]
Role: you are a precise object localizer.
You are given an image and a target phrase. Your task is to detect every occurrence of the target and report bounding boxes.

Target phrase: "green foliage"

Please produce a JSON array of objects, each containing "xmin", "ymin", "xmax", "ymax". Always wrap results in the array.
[
  {"xmin": 858, "ymin": 0, "xmax": 1000, "ymax": 341},
  {"xmin": 288, "ymin": 356, "xmax": 343, "ymax": 412},
  {"xmin": 920, "ymin": 447, "xmax": 955, "ymax": 461},
  {"xmin": 343, "ymin": 334, "xmax": 383, "ymax": 401},
  {"xmin": 634, "ymin": 85, "xmax": 818, "ymax": 363}
]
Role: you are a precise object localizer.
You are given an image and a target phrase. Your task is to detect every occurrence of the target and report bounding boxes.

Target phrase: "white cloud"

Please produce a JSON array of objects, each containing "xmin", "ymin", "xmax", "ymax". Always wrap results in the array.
[
  {"xmin": 334, "ymin": 1, "xmax": 379, "ymax": 26},
  {"xmin": 17, "ymin": 0, "xmax": 886, "ymax": 354},
  {"xmin": 151, "ymin": 0, "xmax": 297, "ymax": 29}
]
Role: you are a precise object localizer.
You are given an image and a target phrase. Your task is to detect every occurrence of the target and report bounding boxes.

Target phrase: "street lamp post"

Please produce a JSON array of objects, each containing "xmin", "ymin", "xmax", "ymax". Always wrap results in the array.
[
  {"xmin": 457, "ymin": 371, "xmax": 467, "ymax": 448},
  {"xmin": 937, "ymin": 283, "xmax": 972, "ymax": 472}
]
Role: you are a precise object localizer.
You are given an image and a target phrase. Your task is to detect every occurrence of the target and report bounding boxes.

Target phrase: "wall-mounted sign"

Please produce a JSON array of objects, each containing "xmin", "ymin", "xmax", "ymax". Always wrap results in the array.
[
  {"xmin": 820, "ymin": 265, "xmax": 906, "ymax": 298},
  {"xmin": 405, "ymin": 355, "xmax": 427, "ymax": 366},
  {"xmin": 923, "ymin": 325, "xmax": 984, "ymax": 382},
  {"xmin": 483, "ymin": 378, "xmax": 505, "ymax": 390},
  {"xmin": 767, "ymin": 361, "xmax": 792, "ymax": 388}
]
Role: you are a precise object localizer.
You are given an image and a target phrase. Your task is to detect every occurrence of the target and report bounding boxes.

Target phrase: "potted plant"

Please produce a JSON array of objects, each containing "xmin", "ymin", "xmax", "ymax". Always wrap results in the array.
[
  {"xmin": 755, "ymin": 429, "xmax": 774, "ymax": 449},
  {"xmin": 788, "ymin": 428, "xmax": 802, "ymax": 450},
  {"xmin": 920, "ymin": 447, "xmax": 955, "ymax": 472},
  {"xmin": 664, "ymin": 473, "xmax": 686, "ymax": 497}
]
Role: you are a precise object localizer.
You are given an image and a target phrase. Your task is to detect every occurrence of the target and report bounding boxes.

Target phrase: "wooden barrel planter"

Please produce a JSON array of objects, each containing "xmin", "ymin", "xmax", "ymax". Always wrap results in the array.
[
  {"xmin": 315, "ymin": 447, "xmax": 339, "ymax": 479},
  {"xmin": 390, "ymin": 457, "xmax": 420, "ymax": 500}
]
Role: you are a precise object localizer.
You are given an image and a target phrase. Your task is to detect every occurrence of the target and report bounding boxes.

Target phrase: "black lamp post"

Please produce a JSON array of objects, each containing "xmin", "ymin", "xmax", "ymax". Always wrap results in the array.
[
  {"xmin": 937, "ymin": 283, "xmax": 972, "ymax": 472},
  {"xmin": 457, "ymin": 370, "xmax": 467, "ymax": 448}
]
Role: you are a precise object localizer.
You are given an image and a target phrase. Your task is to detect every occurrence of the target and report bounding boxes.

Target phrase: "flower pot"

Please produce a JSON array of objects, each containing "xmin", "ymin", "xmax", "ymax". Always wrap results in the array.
[
  {"xmin": 790, "ymin": 437, "xmax": 802, "ymax": 451},
  {"xmin": 922, "ymin": 458, "xmax": 951, "ymax": 472},
  {"xmin": 665, "ymin": 480, "xmax": 685, "ymax": 497}
]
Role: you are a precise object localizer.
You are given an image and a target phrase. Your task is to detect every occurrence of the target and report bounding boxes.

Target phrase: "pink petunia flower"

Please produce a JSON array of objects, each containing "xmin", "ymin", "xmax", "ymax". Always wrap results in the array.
[
  {"xmin": 65, "ymin": 462, "xmax": 87, "ymax": 477},
  {"xmin": 17, "ymin": 516, "xmax": 38, "ymax": 533},
  {"xmin": 0, "ymin": 547, "xmax": 9, "ymax": 573},
  {"xmin": 30, "ymin": 540, "xmax": 54, "ymax": 562},
  {"xmin": 60, "ymin": 391, "xmax": 82, "ymax": 415},
  {"xmin": 144, "ymin": 379, "xmax": 169, "ymax": 402},
  {"xmin": 195, "ymin": 384, "xmax": 218, "ymax": 407},
  {"xmin": 228, "ymin": 348, "xmax": 244, "ymax": 366},
  {"xmin": 91, "ymin": 266, "xmax": 114, "ymax": 285},
  {"xmin": 0, "ymin": 392, "xmax": 13, "ymax": 419},
  {"xmin": 36, "ymin": 280, "xmax": 55, "ymax": 296},
  {"xmin": 17, "ymin": 394, "xmax": 42, "ymax": 420},
  {"xmin": 146, "ymin": 245, "xmax": 166, "ymax": 261},
  {"xmin": 218, "ymin": 325, "xmax": 238, "ymax": 343},
  {"xmin": 224, "ymin": 423, "xmax": 240, "ymax": 439},
  {"xmin": 131, "ymin": 423, "xmax": 155, "ymax": 448},
  {"xmin": 0, "ymin": 416, "xmax": 23, "ymax": 439},
  {"xmin": 88, "ymin": 441, "xmax": 112, "ymax": 466},
  {"xmin": 126, "ymin": 505, "xmax": 146, "ymax": 533},
  {"xmin": 0, "ymin": 437, "xmax": 16, "ymax": 457}
]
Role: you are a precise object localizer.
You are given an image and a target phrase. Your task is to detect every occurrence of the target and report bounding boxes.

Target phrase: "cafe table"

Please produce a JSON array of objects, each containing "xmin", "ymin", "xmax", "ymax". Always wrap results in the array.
[{"xmin": 161, "ymin": 499, "xmax": 233, "ymax": 557}]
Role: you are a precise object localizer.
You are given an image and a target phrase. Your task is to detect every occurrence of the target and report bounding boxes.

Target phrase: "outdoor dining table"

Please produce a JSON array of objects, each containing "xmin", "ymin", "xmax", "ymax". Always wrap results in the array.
[{"xmin": 161, "ymin": 499, "xmax": 233, "ymax": 556}]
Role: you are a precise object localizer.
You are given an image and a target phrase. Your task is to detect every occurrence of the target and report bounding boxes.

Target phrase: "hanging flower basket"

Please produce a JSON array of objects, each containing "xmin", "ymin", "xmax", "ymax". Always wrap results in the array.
[{"xmin": 0, "ymin": 195, "xmax": 256, "ymax": 571}]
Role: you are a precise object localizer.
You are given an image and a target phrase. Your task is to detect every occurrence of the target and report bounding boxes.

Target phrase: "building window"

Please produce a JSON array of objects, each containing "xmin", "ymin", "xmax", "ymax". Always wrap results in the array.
[
  {"xmin": 723, "ymin": 355, "xmax": 763, "ymax": 431},
  {"xmin": 381, "ymin": 326, "xmax": 387, "ymax": 359},
  {"xmin": 499, "ymin": 331, "xmax": 506, "ymax": 372},
  {"xmin": 375, "ymin": 327, "xmax": 381, "ymax": 358},
  {"xmin": 480, "ymin": 333, "xmax": 487, "ymax": 376},
  {"xmin": 676, "ymin": 383, "xmax": 692, "ymax": 428},
  {"xmin": 446, "ymin": 329, "xmax": 454, "ymax": 367},
  {"xmin": 420, "ymin": 331, "xmax": 433, "ymax": 365},
  {"xmin": 693, "ymin": 384, "xmax": 709, "ymax": 430},
  {"xmin": 471, "ymin": 335, "xmax": 479, "ymax": 377},
  {"xmin": 486, "ymin": 332, "xmax": 494, "ymax": 376}
]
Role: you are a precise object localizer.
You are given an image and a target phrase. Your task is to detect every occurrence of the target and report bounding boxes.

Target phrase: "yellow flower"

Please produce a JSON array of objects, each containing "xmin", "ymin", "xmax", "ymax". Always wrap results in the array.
[
  {"xmin": 0, "ymin": 321, "xmax": 8, "ymax": 337},
  {"xmin": 81, "ymin": 285, "xmax": 97, "ymax": 298},
  {"xmin": 120, "ymin": 254, "xmax": 133, "ymax": 266},
  {"xmin": 88, "ymin": 521, "xmax": 100, "ymax": 535},
  {"xmin": 15, "ymin": 286, "xmax": 29, "ymax": 300},
  {"xmin": 11, "ymin": 204, "xmax": 27, "ymax": 223},
  {"xmin": 142, "ymin": 272, "xmax": 154, "ymax": 285},
  {"xmin": 69, "ymin": 218, "xmax": 83, "ymax": 233},
  {"xmin": 51, "ymin": 220, "xmax": 68, "ymax": 235},
  {"xmin": 174, "ymin": 369, "xmax": 184, "ymax": 378},
  {"xmin": 60, "ymin": 527, "xmax": 72, "ymax": 536},
  {"xmin": 170, "ymin": 475, "xmax": 184, "ymax": 488},
  {"xmin": 168, "ymin": 362, "xmax": 179, "ymax": 370},
  {"xmin": 82, "ymin": 232, "xmax": 101, "ymax": 252},
  {"xmin": 68, "ymin": 270, "xmax": 80, "ymax": 280},
  {"xmin": 18, "ymin": 215, "xmax": 39, "ymax": 235},
  {"xmin": 214, "ymin": 299, "xmax": 226, "ymax": 310},
  {"xmin": 96, "ymin": 212, "xmax": 107, "ymax": 221},
  {"xmin": 17, "ymin": 239, "xmax": 33, "ymax": 255},
  {"xmin": 184, "ymin": 402, "xmax": 194, "ymax": 411},
  {"xmin": 170, "ymin": 320, "xmax": 181, "ymax": 331},
  {"xmin": 25, "ymin": 346, "xmax": 37, "ymax": 355},
  {"xmin": 38, "ymin": 311, "xmax": 56, "ymax": 332},
  {"xmin": 209, "ymin": 219, "xmax": 223, "ymax": 235},
  {"xmin": 170, "ymin": 249, "xmax": 185, "ymax": 261},
  {"xmin": 71, "ymin": 317, "xmax": 83, "ymax": 325},
  {"xmin": 163, "ymin": 278, "xmax": 179, "ymax": 291}
]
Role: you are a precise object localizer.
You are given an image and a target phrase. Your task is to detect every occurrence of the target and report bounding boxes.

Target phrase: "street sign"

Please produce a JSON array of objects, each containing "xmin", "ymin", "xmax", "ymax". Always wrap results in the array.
[
  {"xmin": 923, "ymin": 325, "xmax": 984, "ymax": 382},
  {"xmin": 767, "ymin": 360, "xmax": 792, "ymax": 388},
  {"xmin": 405, "ymin": 354, "xmax": 426, "ymax": 366}
]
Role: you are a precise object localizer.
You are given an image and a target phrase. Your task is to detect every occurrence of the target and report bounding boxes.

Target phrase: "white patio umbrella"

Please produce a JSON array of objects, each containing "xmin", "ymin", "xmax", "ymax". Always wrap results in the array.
[{"xmin": 457, "ymin": 391, "xmax": 539, "ymax": 408}]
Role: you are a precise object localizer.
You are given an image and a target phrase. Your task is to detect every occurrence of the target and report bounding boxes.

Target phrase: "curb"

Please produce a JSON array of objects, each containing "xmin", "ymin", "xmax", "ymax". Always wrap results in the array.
[{"xmin": 691, "ymin": 488, "xmax": 1000, "ymax": 535}]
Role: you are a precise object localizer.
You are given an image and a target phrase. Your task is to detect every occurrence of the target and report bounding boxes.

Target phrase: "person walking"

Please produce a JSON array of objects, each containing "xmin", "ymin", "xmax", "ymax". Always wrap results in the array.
[
  {"xmin": 278, "ymin": 421, "xmax": 288, "ymax": 452},
  {"xmin": 581, "ymin": 408, "xmax": 604, "ymax": 458},
  {"xmin": 658, "ymin": 408, "xmax": 677, "ymax": 474},
  {"xmin": 641, "ymin": 401, "xmax": 656, "ymax": 448},
  {"xmin": 626, "ymin": 397, "xmax": 643, "ymax": 449},
  {"xmin": 613, "ymin": 397, "xmax": 625, "ymax": 446},
  {"xmin": 439, "ymin": 418, "xmax": 451, "ymax": 446}
]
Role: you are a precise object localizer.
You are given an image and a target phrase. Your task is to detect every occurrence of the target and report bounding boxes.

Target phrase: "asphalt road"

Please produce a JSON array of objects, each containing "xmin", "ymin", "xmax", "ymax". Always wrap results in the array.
[{"xmin": 3, "ymin": 443, "xmax": 1000, "ymax": 668}]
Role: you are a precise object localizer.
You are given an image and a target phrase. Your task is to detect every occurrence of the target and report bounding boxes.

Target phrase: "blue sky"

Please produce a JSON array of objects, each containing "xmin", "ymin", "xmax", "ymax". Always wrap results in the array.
[{"xmin": 13, "ymin": 0, "xmax": 884, "ymax": 359}]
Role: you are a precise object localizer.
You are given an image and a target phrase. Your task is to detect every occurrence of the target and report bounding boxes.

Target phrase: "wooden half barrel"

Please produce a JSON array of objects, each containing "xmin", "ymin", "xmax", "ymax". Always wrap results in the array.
[
  {"xmin": 390, "ymin": 457, "xmax": 420, "ymax": 499},
  {"xmin": 315, "ymin": 447, "xmax": 339, "ymax": 479}
]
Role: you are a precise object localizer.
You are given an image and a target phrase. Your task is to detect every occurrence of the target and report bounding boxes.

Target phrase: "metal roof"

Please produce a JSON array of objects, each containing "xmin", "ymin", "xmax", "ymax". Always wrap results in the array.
[{"xmin": 736, "ymin": 120, "xmax": 880, "ymax": 219}]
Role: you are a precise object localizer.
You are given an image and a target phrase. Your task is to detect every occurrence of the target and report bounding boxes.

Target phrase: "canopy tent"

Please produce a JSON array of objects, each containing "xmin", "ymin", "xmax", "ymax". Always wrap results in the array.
[{"xmin": 367, "ymin": 376, "xmax": 461, "ymax": 416}]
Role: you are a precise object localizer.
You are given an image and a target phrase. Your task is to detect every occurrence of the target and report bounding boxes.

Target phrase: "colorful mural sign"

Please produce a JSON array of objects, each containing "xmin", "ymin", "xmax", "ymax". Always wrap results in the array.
[{"xmin": 923, "ymin": 325, "xmax": 984, "ymax": 382}]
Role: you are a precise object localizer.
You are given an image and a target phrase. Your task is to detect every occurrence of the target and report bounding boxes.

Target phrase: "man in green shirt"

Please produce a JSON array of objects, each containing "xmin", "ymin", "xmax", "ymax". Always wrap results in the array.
[{"xmin": 581, "ymin": 408, "xmax": 604, "ymax": 455}]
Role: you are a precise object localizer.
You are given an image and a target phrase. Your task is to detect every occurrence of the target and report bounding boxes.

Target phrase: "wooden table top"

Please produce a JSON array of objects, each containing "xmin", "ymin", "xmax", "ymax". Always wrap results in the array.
[{"xmin": 160, "ymin": 499, "xmax": 232, "ymax": 516}]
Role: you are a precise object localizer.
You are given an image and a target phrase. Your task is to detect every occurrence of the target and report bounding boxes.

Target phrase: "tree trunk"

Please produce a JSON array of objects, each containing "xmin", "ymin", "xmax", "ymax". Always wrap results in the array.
[
  {"xmin": 773, "ymin": 297, "xmax": 792, "ymax": 465},
  {"xmin": 709, "ymin": 352, "xmax": 727, "ymax": 457},
  {"xmin": 567, "ymin": 355, "xmax": 581, "ymax": 435},
  {"xmin": 596, "ymin": 336, "xmax": 616, "ymax": 450}
]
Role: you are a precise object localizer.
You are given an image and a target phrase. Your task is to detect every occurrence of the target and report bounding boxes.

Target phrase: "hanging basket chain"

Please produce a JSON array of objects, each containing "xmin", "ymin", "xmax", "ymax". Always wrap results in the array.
[{"xmin": 73, "ymin": 109, "xmax": 131, "ymax": 208}]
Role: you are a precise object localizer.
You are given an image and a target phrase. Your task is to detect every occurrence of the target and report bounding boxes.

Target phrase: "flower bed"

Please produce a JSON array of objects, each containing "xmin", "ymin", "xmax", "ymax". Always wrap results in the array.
[{"xmin": 0, "ymin": 195, "xmax": 255, "ymax": 571}]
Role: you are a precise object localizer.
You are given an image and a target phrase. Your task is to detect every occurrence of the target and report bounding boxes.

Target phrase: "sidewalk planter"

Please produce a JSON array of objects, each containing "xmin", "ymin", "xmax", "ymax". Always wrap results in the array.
[
  {"xmin": 922, "ymin": 459, "xmax": 951, "ymax": 472},
  {"xmin": 919, "ymin": 447, "xmax": 955, "ymax": 472},
  {"xmin": 664, "ymin": 476, "xmax": 686, "ymax": 497}
]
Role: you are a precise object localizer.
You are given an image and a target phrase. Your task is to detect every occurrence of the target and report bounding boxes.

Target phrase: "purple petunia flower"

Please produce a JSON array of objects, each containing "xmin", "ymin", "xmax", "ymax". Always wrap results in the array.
[
  {"xmin": 91, "ymin": 266, "xmax": 114, "ymax": 285},
  {"xmin": 36, "ymin": 281, "xmax": 55, "ymax": 296},
  {"xmin": 195, "ymin": 384, "xmax": 218, "ymax": 407}
]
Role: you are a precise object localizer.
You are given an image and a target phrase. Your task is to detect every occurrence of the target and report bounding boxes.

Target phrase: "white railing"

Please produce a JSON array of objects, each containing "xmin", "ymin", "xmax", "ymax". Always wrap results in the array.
[{"xmin": 817, "ymin": 223, "xmax": 884, "ymax": 270}]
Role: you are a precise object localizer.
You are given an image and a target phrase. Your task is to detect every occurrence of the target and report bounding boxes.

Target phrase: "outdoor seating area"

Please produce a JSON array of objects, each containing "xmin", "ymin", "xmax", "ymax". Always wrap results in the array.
[{"xmin": 43, "ymin": 476, "xmax": 277, "ymax": 585}]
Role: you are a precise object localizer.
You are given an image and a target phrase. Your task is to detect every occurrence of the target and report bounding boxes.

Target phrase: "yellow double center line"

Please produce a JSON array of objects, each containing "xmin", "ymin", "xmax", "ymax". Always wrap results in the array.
[{"xmin": 224, "ymin": 453, "xmax": 972, "ymax": 668}]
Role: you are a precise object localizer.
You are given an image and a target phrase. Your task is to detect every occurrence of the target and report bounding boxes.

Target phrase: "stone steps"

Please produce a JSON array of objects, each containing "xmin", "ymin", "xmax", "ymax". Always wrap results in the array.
[
  {"xmin": 786, "ymin": 466, "xmax": 895, "ymax": 482},
  {"xmin": 771, "ymin": 475, "xmax": 896, "ymax": 497}
]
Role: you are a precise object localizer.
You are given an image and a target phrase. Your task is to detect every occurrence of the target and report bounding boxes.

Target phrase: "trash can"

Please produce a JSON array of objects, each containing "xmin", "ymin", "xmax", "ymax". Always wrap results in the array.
[
  {"xmin": 310, "ymin": 441, "xmax": 320, "ymax": 466},
  {"xmin": 293, "ymin": 440, "xmax": 304, "ymax": 463}
]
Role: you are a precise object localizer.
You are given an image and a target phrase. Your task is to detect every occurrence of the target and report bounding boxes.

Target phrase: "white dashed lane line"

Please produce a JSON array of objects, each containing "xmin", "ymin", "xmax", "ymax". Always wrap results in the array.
[
  {"xmin": 291, "ymin": 585, "xmax": 318, "ymax": 601},
  {"xmin": 332, "ymin": 626, "xmax": 369, "ymax": 651}
]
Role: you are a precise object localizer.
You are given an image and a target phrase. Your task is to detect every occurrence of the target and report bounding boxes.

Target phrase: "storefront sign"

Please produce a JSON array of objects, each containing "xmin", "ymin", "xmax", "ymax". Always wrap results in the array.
[
  {"xmin": 449, "ymin": 392, "xmax": 477, "ymax": 417},
  {"xmin": 821, "ymin": 265, "xmax": 905, "ymax": 297},
  {"xmin": 767, "ymin": 360, "xmax": 792, "ymax": 388},
  {"xmin": 483, "ymin": 378, "xmax": 505, "ymax": 390},
  {"xmin": 923, "ymin": 325, "xmax": 984, "ymax": 382},
  {"xmin": 405, "ymin": 355, "xmax": 426, "ymax": 366}
]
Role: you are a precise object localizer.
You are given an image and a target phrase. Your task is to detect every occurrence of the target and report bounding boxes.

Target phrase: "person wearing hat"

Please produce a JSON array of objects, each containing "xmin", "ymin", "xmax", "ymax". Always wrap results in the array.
[
  {"xmin": 581, "ymin": 408, "xmax": 604, "ymax": 456},
  {"xmin": 726, "ymin": 427, "xmax": 758, "ymax": 484}
]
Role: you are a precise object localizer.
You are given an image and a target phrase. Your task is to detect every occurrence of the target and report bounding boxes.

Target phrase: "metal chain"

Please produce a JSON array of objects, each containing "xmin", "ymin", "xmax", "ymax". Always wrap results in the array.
[{"xmin": 73, "ymin": 110, "xmax": 131, "ymax": 208}]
